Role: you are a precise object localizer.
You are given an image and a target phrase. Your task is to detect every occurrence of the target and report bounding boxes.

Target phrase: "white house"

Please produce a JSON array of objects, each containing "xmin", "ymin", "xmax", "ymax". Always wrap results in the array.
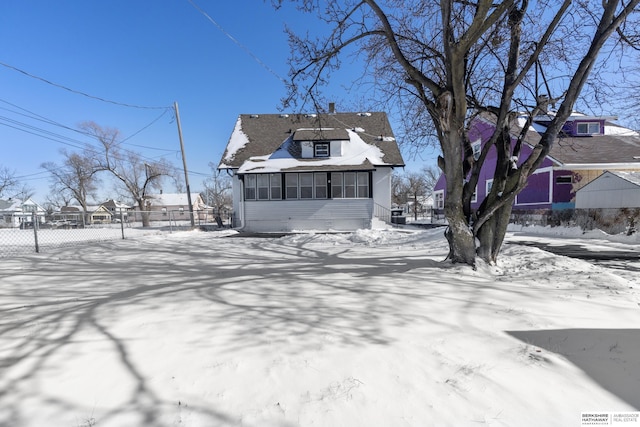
[
  {"xmin": 0, "ymin": 198, "xmax": 46, "ymax": 228},
  {"xmin": 143, "ymin": 192, "xmax": 207, "ymax": 221},
  {"xmin": 218, "ymin": 111, "xmax": 405, "ymax": 232},
  {"xmin": 576, "ymin": 171, "xmax": 640, "ymax": 209}
]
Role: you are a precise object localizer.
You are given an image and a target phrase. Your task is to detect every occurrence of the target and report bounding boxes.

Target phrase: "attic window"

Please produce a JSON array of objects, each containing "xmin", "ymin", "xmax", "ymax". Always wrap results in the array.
[
  {"xmin": 314, "ymin": 142, "xmax": 330, "ymax": 157},
  {"xmin": 576, "ymin": 122, "xmax": 600, "ymax": 135}
]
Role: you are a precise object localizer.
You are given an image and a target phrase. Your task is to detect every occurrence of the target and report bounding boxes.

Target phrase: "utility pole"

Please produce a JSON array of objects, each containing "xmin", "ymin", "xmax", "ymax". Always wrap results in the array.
[{"xmin": 174, "ymin": 101, "xmax": 195, "ymax": 227}]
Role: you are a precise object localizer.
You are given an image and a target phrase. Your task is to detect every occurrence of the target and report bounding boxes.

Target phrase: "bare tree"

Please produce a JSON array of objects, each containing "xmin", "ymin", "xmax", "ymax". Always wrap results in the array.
[
  {"xmin": 202, "ymin": 162, "xmax": 232, "ymax": 215},
  {"xmin": 81, "ymin": 121, "xmax": 175, "ymax": 227},
  {"xmin": 0, "ymin": 166, "xmax": 18, "ymax": 198},
  {"xmin": 41, "ymin": 149, "xmax": 99, "ymax": 223},
  {"xmin": 394, "ymin": 170, "xmax": 434, "ymax": 220},
  {"xmin": 277, "ymin": 0, "xmax": 640, "ymax": 265}
]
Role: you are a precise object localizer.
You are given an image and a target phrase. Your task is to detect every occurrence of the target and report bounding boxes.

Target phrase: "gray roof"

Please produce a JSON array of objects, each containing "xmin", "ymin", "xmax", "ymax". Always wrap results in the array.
[
  {"xmin": 548, "ymin": 132, "xmax": 640, "ymax": 165},
  {"xmin": 511, "ymin": 118, "xmax": 640, "ymax": 166},
  {"xmin": 219, "ymin": 112, "xmax": 405, "ymax": 170}
]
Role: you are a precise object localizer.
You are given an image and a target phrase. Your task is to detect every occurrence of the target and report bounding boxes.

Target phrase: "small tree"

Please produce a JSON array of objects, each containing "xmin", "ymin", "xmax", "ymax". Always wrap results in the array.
[
  {"xmin": 277, "ymin": 0, "xmax": 640, "ymax": 265},
  {"xmin": 202, "ymin": 162, "xmax": 232, "ymax": 216},
  {"xmin": 41, "ymin": 149, "xmax": 99, "ymax": 224}
]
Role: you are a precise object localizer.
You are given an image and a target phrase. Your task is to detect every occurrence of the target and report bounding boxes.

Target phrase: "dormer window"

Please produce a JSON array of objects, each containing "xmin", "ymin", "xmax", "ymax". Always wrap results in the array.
[
  {"xmin": 314, "ymin": 142, "xmax": 330, "ymax": 157},
  {"xmin": 576, "ymin": 122, "xmax": 600, "ymax": 135}
]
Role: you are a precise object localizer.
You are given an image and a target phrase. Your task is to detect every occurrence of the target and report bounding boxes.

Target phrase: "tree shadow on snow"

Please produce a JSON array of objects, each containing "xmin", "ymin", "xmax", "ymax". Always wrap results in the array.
[
  {"xmin": 0, "ymin": 233, "xmax": 533, "ymax": 426},
  {"xmin": 507, "ymin": 329, "xmax": 640, "ymax": 409}
]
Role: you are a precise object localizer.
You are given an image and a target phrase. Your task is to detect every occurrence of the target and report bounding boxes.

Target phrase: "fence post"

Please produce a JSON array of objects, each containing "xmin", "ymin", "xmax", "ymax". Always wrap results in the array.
[
  {"xmin": 32, "ymin": 212, "xmax": 40, "ymax": 254},
  {"xmin": 120, "ymin": 210, "xmax": 125, "ymax": 239}
]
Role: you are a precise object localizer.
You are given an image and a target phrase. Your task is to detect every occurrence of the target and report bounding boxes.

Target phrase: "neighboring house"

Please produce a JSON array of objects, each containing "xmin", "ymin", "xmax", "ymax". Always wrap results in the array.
[
  {"xmin": 53, "ymin": 205, "xmax": 113, "ymax": 224},
  {"xmin": 0, "ymin": 198, "xmax": 46, "ymax": 227},
  {"xmin": 218, "ymin": 111, "xmax": 405, "ymax": 232},
  {"xmin": 433, "ymin": 112, "xmax": 640, "ymax": 213},
  {"xmin": 101, "ymin": 199, "xmax": 132, "ymax": 221},
  {"xmin": 576, "ymin": 171, "xmax": 640, "ymax": 209},
  {"xmin": 143, "ymin": 192, "xmax": 207, "ymax": 221}
]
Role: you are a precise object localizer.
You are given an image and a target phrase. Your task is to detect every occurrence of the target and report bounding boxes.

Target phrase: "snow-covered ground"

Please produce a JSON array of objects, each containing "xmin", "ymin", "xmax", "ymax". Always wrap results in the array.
[{"xmin": 0, "ymin": 226, "xmax": 638, "ymax": 426}]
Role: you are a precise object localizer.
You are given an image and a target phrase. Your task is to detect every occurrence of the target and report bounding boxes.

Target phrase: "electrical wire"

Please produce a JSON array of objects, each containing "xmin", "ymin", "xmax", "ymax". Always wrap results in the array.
[
  {"xmin": 186, "ymin": 0, "xmax": 287, "ymax": 84},
  {"xmin": 0, "ymin": 61, "xmax": 172, "ymax": 110}
]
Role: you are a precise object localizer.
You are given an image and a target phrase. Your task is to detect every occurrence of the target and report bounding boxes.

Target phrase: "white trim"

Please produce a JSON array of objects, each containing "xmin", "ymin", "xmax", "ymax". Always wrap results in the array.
[{"xmin": 559, "ymin": 163, "xmax": 640, "ymax": 170}]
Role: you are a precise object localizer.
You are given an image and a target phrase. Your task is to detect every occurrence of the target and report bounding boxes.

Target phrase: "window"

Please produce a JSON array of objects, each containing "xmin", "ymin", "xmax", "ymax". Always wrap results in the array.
[
  {"xmin": 300, "ymin": 173, "xmax": 313, "ymax": 199},
  {"xmin": 244, "ymin": 172, "xmax": 370, "ymax": 201},
  {"xmin": 245, "ymin": 175, "xmax": 257, "ymax": 200},
  {"xmin": 314, "ymin": 173, "xmax": 327, "ymax": 198},
  {"xmin": 434, "ymin": 191, "xmax": 444, "ymax": 209},
  {"xmin": 576, "ymin": 122, "xmax": 600, "ymax": 135},
  {"xmin": 330, "ymin": 172, "xmax": 370, "ymax": 199},
  {"xmin": 556, "ymin": 175, "xmax": 573, "ymax": 184},
  {"xmin": 486, "ymin": 179, "xmax": 493, "ymax": 195},
  {"xmin": 270, "ymin": 174, "xmax": 282, "ymax": 200},
  {"xmin": 162, "ymin": 207, "xmax": 167, "ymax": 216},
  {"xmin": 471, "ymin": 139, "xmax": 482, "ymax": 160},
  {"xmin": 344, "ymin": 172, "xmax": 356, "ymax": 198},
  {"xmin": 314, "ymin": 142, "xmax": 330, "ymax": 157},
  {"xmin": 179, "ymin": 207, "xmax": 184, "ymax": 215},
  {"xmin": 286, "ymin": 174, "xmax": 299, "ymax": 199},
  {"xmin": 257, "ymin": 174, "xmax": 270, "ymax": 200},
  {"xmin": 357, "ymin": 172, "xmax": 369, "ymax": 198},
  {"xmin": 331, "ymin": 173, "xmax": 343, "ymax": 198}
]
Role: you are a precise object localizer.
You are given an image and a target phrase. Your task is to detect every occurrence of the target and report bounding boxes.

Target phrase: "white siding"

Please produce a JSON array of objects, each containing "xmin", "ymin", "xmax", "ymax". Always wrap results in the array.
[
  {"xmin": 243, "ymin": 199, "xmax": 373, "ymax": 232},
  {"xmin": 576, "ymin": 172, "xmax": 640, "ymax": 208},
  {"xmin": 372, "ymin": 168, "xmax": 392, "ymax": 211}
]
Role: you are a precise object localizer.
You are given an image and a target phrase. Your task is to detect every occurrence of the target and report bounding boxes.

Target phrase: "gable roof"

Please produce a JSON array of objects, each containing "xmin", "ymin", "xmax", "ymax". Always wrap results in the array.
[
  {"xmin": 510, "ymin": 114, "xmax": 640, "ymax": 167},
  {"xmin": 219, "ymin": 112, "xmax": 405, "ymax": 173}
]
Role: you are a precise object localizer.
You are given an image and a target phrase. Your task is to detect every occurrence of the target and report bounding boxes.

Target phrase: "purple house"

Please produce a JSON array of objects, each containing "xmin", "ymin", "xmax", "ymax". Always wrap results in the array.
[{"xmin": 433, "ymin": 113, "xmax": 640, "ymax": 213}]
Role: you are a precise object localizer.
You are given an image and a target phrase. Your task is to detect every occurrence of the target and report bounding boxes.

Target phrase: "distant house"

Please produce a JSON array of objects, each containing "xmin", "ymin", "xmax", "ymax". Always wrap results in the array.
[
  {"xmin": 0, "ymin": 198, "xmax": 46, "ymax": 227},
  {"xmin": 143, "ymin": 192, "xmax": 207, "ymax": 221},
  {"xmin": 101, "ymin": 200, "xmax": 132, "ymax": 221},
  {"xmin": 433, "ymin": 112, "xmax": 640, "ymax": 214},
  {"xmin": 218, "ymin": 111, "xmax": 405, "ymax": 232},
  {"xmin": 576, "ymin": 171, "xmax": 640, "ymax": 209},
  {"xmin": 54, "ymin": 205, "xmax": 113, "ymax": 224}
]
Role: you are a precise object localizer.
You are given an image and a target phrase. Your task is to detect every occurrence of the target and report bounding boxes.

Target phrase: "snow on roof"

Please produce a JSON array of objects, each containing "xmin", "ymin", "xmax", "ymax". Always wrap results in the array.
[
  {"xmin": 238, "ymin": 129, "xmax": 386, "ymax": 173},
  {"xmin": 148, "ymin": 193, "xmax": 201, "ymax": 206},
  {"xmin": 220, "ymin": 116, "xmax": 250, "ymax": 168},
  {"xmin": 610, "ymin": 171, "xmax": 640, "ymax": 187},
  {"xmin": 218, "ymin": 112, "xmax": 404, "ymax": 171}
]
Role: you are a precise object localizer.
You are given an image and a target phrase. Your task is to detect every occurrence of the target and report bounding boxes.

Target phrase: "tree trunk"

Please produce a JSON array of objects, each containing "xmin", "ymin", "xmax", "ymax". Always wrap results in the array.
[
  {"xmin": 444, "ymin": 216, "xmax": 476, "ymax": 264},
  {"xmin": 476, "ymin": 202, "xmax": 512, "ymax": 264},
  {"xmin": 137, "ymin": 199, "xmax": 151, "ymax": 227}
]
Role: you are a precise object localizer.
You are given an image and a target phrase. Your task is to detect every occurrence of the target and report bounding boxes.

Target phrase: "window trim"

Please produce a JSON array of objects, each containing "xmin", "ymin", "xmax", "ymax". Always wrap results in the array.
[
  {"xmin": 314, "ymin": 142, "xmax": 330, "ymax": 157},
  {"xmin": 576, "ymin": 122, "xmax": 600, "ymax": 135}
]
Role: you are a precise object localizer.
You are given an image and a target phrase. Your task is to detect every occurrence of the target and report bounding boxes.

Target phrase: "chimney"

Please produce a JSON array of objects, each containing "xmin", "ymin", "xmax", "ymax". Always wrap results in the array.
[{"xmin": 329, "ymin": 102, "xmax": 335, "ymax": 114}]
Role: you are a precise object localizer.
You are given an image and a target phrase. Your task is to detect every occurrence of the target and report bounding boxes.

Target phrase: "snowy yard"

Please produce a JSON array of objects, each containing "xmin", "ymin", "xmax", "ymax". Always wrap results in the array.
[{"xmin": 0, "ymin": 227, "xmax": 638, "ymax": 426}]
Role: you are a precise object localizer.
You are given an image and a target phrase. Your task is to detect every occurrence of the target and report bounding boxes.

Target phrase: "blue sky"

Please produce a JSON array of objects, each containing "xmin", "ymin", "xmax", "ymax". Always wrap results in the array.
[{"xmin": 0, "ymin": 0, "xmax": 433, "ymax": 202}]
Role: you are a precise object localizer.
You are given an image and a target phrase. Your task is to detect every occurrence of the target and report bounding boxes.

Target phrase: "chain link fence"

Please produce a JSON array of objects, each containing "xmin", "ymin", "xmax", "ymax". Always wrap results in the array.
[{"xmin": 0, "ymin": 209, "xmax": 231, "ymax": 258}]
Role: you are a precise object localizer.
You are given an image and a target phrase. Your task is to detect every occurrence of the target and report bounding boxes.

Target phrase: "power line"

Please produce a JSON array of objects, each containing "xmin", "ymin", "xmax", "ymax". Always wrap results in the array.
[
  {"xmin": 0, "ymin": 61, "xmax": 172, "ymax": 110},
  {"xmin": 186, "ymin": 0, "xmax": 287, "ymax": 84}
]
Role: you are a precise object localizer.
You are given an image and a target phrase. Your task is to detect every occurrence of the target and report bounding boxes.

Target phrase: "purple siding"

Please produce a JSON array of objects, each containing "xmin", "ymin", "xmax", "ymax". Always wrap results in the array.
[
  {"xmin": 516, "ymin": 171, "xmax": 550, "ymax": 206},
  {"xmin": 433, "ymin": 118, "xmax": 572, "ymax": 212}
]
